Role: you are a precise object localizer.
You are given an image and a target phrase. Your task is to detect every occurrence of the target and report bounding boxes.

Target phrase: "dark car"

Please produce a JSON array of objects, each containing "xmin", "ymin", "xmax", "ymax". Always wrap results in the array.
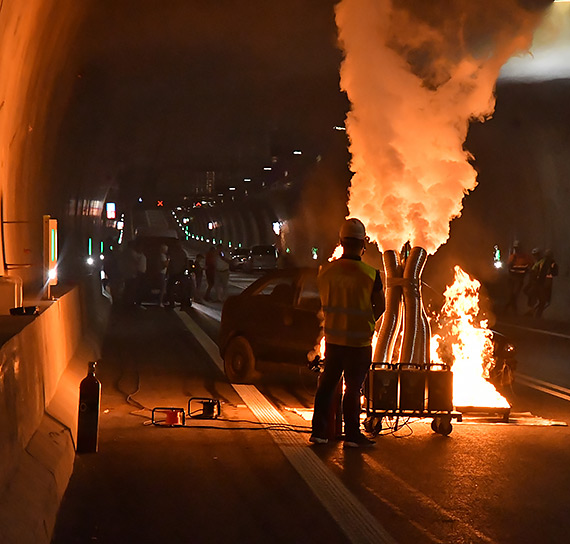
[
  {"xmin": 229, "ymin": 247, "xmax": 250, "ymax": 271},
  {"xmin": 219, "ymin": 267, "xmax": 322, "ymax": 382},
  {"xmin": 219, "ymin": 268, "xmax": 518, "ymax": 388}
]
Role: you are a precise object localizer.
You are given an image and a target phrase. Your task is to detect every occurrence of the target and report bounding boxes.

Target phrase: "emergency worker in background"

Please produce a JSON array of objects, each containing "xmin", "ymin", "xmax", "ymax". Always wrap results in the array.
[
  {"xmin": 204, "ymin": 246, "xmax": 218, "ymax": 302},
  {"xmin": 505, "ymin": 241, "xmax": 533, "ymax": 315},
  {"xmin": 532, "ymin": 249, "xmax": 558, "ymax": 318},
  {"xmin": 311, "ymin": 218, "xmax": 385, "ymax": 448},
  {"xmin": 158, "ymin": 244, "xmax": 170, "ymax": 307},
  {"xmin": 165, "ymin": 240, "xmax": 192, "ymax": 308},
  {"xmin": 524, "ymin": 247, "xmax": 542, "ymax": 314}
]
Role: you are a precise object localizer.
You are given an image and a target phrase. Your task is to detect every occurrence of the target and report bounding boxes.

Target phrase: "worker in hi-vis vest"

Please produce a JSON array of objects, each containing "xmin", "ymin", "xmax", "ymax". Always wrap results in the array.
[{"xmin": 310, "ymin": 218, "xmax": 385, "ymax": 448}]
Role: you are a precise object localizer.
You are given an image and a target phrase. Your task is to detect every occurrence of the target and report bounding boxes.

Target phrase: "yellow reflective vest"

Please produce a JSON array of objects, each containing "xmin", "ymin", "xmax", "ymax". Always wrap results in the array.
[{"xmin": 318, "ymin": 258, "xmax": 377, "ymax": 348}]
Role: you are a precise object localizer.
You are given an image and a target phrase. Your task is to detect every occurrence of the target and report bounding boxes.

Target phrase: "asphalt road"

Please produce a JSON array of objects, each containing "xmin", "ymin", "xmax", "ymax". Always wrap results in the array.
[{"xmin": 52, "ymin": 272, "xmax": 570, "ymax": 544}]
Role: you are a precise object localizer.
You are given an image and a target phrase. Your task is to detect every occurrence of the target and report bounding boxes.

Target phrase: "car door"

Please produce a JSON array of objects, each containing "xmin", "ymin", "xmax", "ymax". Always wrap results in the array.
[
  {"xmin": 240, "ymin": 273, "xmax": 298, "ymax": 362},
  {"xmin": 283, "ymin": 269, "xmax": 322, "ymax": 365}
]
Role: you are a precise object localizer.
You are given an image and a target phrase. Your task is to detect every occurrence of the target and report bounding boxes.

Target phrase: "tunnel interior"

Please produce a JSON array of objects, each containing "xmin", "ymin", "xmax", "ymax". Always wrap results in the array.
[{"xmin": 1, "ymin": 0, "xmax": 569, "ymax": 317}]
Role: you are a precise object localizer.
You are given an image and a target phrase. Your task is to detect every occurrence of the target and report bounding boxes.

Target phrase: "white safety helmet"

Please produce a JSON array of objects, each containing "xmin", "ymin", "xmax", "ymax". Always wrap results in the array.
[{"xmin": 339, "ymin": 218, "xmax": 366, "ymax": 241}]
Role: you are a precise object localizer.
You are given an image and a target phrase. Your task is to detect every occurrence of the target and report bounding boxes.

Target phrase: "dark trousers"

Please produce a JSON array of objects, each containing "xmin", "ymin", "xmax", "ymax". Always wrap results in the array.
[{"xmin": 312, "ymin": 343, "xmax": 372, "ymax": 441}]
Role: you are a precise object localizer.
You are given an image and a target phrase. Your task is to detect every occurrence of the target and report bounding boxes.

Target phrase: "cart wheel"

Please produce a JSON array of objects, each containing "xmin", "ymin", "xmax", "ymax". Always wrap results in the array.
[
  {"xmin": 223, "ymin": 336, "xmax": 256, "ymax": 383},
  {"xmin": 439, "ymin": 420, "xmax": 453, "ymax": 436},
  {"xmin": 431, "ymin": 418, "xmax": 439, "ymax": 433}
]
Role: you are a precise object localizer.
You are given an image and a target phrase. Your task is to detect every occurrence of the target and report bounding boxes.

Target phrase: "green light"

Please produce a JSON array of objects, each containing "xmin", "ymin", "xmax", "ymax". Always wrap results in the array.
[
  {"xmin": 51, "ymin": 229, "xmax": 56, "ymax": 261},
  {"xmin": 100, "ymin": 241, "xmax": 104, "ymax": 253},
  {"xmin": 88, "ymin": 238, "xmax": 92, "ymax": 256}
]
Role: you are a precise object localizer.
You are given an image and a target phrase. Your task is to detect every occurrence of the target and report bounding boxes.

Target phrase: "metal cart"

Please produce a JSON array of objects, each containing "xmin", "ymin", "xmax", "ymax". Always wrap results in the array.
[{"xmin": 364, "ymin": 363, "xmax": 463, "ymax": 436}]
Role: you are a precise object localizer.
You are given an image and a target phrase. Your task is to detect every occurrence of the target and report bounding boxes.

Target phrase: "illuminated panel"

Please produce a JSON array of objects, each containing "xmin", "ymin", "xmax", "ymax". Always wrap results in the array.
[
  {"xmin": 43, "ymin": 216, "xmax": 58, "ymax": 286},
  {"xmin": 106, "ymin": 202, "xmax": 116, "ymax": 219}
]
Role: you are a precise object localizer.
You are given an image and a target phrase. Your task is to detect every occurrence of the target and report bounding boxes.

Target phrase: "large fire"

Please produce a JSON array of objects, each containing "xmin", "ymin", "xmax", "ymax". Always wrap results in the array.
[
  {"xmin": 318, "ymin": 260, "xmax": 509, "ymax": 410},
  {"xmin": 432, "ymin": 266, "xmax": 510, "ymax": 408}
]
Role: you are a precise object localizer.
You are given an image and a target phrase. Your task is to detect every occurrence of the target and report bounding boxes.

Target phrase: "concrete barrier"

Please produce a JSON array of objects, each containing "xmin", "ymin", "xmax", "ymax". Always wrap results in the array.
[{"xmin": 0, "ymin": 279, "xmax": 109, "ymax": 544}]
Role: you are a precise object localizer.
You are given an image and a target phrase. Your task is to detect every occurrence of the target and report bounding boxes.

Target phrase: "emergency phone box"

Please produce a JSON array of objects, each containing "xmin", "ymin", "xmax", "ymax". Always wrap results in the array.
[{"xmin": 0, "ymin": 276, "xmax": 23, "ymax": 315}]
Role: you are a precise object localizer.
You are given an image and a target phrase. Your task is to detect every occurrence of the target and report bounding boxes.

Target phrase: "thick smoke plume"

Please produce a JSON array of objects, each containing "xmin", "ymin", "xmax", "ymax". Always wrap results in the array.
[{"xmin": 335, "ymin": 0, "xmax": 551, "ymax": 253}]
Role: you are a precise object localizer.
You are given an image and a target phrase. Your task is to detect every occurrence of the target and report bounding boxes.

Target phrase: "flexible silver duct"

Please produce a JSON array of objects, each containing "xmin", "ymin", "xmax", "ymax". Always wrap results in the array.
[
  {"xmin": 400, "ymin": 247, "xmax": 428, "ymax": 367},
  {"xmin": 373, "ymin": 250, "xmax": 403, "ymax": 364}
]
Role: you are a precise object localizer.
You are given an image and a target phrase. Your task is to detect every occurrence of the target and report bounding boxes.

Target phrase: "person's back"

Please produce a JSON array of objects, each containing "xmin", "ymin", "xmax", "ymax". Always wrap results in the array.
[
  {"xmin": 318, "ymin": 258, "xmax": 377, "ymax": 348},
  {"xmin": 169, "ymin": 244, "xmax": 187, "ymax": 275},
  {"xmin": 311, "ymin": 218, "xmax": 384, "ymax": 449}
]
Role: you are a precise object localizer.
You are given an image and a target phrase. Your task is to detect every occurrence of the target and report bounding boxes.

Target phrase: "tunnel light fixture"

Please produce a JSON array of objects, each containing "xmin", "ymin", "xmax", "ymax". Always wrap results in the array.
[
  {"xmin": 293, "ymin": 150, "xmax": 302, "ymax": 155},
  {"xmin": 263, "ymin": 167, "xmax": 272, "ymax": 171},
  {"xmin": 86, "ymin": 257, "xmax": 95, "ymax": 266},
  {"xmin": 243, "ymin": 178, "xmax": 251, "ymax": 182}
]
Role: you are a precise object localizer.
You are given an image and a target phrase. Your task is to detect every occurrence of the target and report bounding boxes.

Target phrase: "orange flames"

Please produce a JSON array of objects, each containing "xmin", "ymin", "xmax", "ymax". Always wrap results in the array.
[{"xmin": 431, "ymin": 266, "xmax": 510, "ymax": 408}]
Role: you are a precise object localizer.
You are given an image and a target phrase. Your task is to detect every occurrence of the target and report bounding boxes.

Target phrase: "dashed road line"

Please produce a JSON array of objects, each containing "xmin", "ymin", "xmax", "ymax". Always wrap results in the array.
[
  {"xmin": 498, "ymin": 323, "xmax": 570, "ymax": 340},
  {"xmin": 359, "ymin": 457, "xmax": 497, "ymax": 544},
  {"xmin": 175, "ymin": 308, "xmax": 396, "ymax": 544},
  {"xmin": 517, "ymin": 373, "xmax": 570, "ymax": 402}
]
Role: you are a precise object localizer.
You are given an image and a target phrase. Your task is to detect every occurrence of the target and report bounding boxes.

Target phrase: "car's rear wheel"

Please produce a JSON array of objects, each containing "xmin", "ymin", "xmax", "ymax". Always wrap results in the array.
[{"xmin": 224, "ymin": 336, "xmax": 256, "ymax": 383}]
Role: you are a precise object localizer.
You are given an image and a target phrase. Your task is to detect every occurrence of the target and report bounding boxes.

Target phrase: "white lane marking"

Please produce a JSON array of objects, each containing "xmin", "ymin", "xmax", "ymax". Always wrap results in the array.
[
  {"xmin": 517, "ymin": 373, "xmax": 570, "ymax": 396},
  {"xmin": 498, "ymin": 323, "xmax": 570, "ymax": 340},
  {"xmin": 175, "ymin": 309, "xmax": 396, "ymax": 544},
  {"xmin": 517, "ymin": 373, "xmax": 570, "ymax": 402},
  {"xmin": 190, "ymin": 302, "xmax": 222, "ymax": 322},
  {"xmin": 233, "ymin": 385, "xmax": 396, "ymax": 544},
  {"xmin": 361, "ymin": 457, "xmax": 497, "ymax": 544},
  {"xmin": 175, "ymin": 310, "xmax": 224, "ymax": 372}
]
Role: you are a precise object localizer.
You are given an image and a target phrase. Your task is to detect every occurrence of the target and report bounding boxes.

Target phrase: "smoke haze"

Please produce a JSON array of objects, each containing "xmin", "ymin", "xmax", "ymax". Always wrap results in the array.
[{"xmin": 335, "ymin": 0, "xmax": 551, "ymax": 253}]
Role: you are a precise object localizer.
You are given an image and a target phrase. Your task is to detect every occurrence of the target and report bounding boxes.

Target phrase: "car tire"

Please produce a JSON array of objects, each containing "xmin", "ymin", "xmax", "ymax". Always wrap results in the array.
[{"xmin": 224, "ymin": 336, "xmax": 256, "ymax": 383}]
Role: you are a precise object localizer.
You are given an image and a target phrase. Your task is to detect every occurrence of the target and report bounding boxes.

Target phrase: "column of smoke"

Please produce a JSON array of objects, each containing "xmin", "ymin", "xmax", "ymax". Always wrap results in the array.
[{"xmin": 335, "ymin": 0, "xmax": 551, "ymax": 254}]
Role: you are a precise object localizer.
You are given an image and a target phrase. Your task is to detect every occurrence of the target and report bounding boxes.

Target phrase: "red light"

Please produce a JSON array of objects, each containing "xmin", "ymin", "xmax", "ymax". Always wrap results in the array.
[{"xmin": 157, "ymin": 200, "xmax": 164, "ymax": 207}]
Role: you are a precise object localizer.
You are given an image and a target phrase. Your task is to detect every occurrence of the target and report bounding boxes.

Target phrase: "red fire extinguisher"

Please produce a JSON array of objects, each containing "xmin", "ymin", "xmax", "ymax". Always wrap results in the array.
[{"xmin": 76, "ymin": 361, "xmax": 101, "ymax": 453}]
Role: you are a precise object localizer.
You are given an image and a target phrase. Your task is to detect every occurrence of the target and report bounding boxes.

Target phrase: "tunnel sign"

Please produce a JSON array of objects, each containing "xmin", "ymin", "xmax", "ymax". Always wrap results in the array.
[{"xmin": 43, "ymin": 215, "xmax": 58, "ymax": 287}]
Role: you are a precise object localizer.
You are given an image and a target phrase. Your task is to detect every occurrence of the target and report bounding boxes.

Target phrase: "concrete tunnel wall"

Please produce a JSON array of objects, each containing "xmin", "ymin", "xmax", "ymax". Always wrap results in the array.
[
  {"xmin": 0, "ymin": 1, "xmax": 95, "ymax": 290},
  {"xmin": 0, "ymin": 3, "xmax": 108, "ymax": 542},
  {"xmin": 0, "ymin": 280, "xmax": 109, "ymax": 544}
]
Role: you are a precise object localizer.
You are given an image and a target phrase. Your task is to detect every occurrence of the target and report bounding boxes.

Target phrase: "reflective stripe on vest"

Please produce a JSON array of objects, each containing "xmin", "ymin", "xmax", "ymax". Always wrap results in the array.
[{"xmin": 318, "ymin": 259, "xmax": 376, "ymax": 348}]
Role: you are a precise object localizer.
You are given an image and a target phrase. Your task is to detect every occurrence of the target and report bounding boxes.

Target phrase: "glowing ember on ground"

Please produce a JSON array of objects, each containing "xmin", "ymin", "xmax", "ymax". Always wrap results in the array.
[{"xmin": 431, "ymin": 266, "xmax": 510, "ymax": 408}]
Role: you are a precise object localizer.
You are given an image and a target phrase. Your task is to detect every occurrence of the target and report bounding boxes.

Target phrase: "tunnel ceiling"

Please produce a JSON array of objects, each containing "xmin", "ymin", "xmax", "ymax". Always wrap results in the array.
[{"xmin": 58, "ymin": 0, "xmax": 348, "ymax": 200}]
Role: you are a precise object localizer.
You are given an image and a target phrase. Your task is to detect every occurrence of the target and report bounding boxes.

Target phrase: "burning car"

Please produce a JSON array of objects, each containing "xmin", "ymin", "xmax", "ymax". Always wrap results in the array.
[{"xmin": 219, "ymin": 267, "xmax": 517, "ymax": 393}]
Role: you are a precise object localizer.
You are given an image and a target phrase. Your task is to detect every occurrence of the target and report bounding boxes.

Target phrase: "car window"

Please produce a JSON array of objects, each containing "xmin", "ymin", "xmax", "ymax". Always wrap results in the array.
[
  {"xmin": 251, "ymin": 245, "xmax": 277, "ymax": 257},
  {"xmin": 297, "ymin": 274, "xmax": 321, "ymax": 312},
  {"xmin": 254, "ymin": 276, "xmax": 295, "ymax": 297}
]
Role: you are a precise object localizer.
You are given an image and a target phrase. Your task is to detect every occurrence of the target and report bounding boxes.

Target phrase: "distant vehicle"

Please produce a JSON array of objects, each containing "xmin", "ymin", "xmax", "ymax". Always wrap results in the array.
[
  {"xmin": 248, "ymin": 245, "xmax": 278, "ymax": 271},
  {"xmin": 219, "ymin": 268, "xmax": 321, "ymax": 382},
  {"xmin": 229, "ymin": 248, "xmax": 250, "ymax": 271},
  {"xmin": 219, "ymin": 268, "xmax": 518, "ymax": 388}
]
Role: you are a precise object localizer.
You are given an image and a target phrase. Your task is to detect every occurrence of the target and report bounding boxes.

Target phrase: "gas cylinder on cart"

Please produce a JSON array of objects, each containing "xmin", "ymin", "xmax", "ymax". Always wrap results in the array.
[{"xmin": 76, "ymin": 361, "xmax": 101, "ymax": 453}]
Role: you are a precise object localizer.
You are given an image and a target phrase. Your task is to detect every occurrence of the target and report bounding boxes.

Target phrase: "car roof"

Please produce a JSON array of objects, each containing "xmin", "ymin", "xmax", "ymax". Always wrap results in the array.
[{"xmin": 242, "ymin": 267, "xmax": 317, "ymax": 295}]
